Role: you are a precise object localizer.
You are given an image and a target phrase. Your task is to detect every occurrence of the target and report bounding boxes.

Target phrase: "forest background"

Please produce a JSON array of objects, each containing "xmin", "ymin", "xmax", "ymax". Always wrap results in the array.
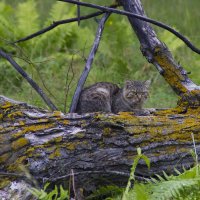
[{"xmin": 1, "ymin": 0, "xmax": 200, "ymax": 112}]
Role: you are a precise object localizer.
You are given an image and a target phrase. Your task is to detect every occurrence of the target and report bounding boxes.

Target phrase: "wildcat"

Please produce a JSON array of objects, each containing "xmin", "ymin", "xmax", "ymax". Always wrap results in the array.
[{"xmin": 76, "ymin": 80, "xmax": 150, "ymax": 114}]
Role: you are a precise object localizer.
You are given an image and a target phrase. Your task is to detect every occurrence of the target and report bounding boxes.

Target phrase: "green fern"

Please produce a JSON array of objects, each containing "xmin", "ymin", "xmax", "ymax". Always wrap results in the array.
[
  {"xmin": 16, "ymin": 0, "xmax": 40, "ymax": 37},
  {"xmin": 86, "ymin": 185, "xmax": 123, "ymax": 200},
  {"xmin": 29, "ymin": 183, "xmax": 69, "ymax": 200},
  {"xmin": 122, "ymin": 166, "xmax": 200, "ymax": 200}
]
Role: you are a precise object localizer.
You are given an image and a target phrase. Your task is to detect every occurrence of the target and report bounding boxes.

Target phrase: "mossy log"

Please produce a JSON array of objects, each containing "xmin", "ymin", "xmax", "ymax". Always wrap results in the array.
[{"xmin": 0, "ymin": 95, "xmax": 200, "ymax": 198}]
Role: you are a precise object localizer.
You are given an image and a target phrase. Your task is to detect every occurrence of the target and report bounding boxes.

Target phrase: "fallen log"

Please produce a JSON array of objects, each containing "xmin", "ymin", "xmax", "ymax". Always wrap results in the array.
[{"xmin": 0, "ymin": 95, "xmax": 199, "ymax": 198}]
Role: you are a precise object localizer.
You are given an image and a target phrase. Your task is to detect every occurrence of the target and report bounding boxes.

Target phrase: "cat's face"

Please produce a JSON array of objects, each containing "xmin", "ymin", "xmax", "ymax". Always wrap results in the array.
[{"xmin": 123, "ymin": 80, "xmax": 150, "ymax": 104}]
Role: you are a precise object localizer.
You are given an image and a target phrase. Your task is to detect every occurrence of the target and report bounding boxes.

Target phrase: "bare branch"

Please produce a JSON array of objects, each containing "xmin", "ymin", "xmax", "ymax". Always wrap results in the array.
[
  {"xmin": 77, "ymin": 0, "xmax": 80, "ymax": 26},
  {"xmin": 64, "ymin": 55, "xmax": 75, "ymax": 113},
  {"xmin": 59, "ymin": 0, "xmax": 200, "ymax": 55},
  {"xmin": 69, "ymin": 12, "xmax": 111, "ymax": 112},
  {"xmin": 0, "ymin": 48, "xmax": 57, "ymax": 111},
  {"xmin": 12, "ymin": 9, "xmax": 115, "ymax": 44}
]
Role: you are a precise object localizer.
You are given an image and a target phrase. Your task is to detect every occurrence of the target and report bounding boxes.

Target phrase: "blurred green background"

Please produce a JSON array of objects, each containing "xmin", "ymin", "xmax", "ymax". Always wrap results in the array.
[{"xmin": 1, "ymin": 0, "xmax": 200, "ymax": 112}]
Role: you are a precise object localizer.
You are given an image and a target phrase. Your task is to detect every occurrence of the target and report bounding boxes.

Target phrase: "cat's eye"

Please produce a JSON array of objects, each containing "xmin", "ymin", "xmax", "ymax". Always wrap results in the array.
[{"xmin": 126, "ymin": 92, "xmax": 135, "ymax": 98}]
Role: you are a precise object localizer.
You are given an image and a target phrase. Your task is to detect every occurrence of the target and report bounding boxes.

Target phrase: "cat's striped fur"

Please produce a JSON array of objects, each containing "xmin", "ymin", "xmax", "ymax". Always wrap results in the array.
[{"xmin": 76, "ymin": 80, "xmax": 150, "ymax": 114}]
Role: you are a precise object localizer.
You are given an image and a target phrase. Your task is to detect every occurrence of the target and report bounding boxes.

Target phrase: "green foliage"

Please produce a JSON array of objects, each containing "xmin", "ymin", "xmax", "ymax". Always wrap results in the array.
[
  {"xmin": 86, "ymin": 185, "xmax": 123, "ymax": 200},
  {"xmin": 114, "ymin": 166, "xmax": 200, "ymax": 200},
  {"xmin": 122, "ymin": 148, "xmax": 150, "ymax": 199},
  {"xmin": 29, "ymin": 183, "xmax": 69, "ymax": 200},
  {"xmin": 1, "ymin": 0, "xmax": 200, "ymax": 110},
  {"xmin": 96, "ymin": 148, "xmax": 200, "ymax": 200}
]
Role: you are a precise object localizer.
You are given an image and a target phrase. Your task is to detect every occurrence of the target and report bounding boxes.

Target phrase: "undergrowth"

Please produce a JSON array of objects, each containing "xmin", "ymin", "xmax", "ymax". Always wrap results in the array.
[
  {"xmin": 2, "ymin": 0, "xmax": 199, "ymax": 110},
  {"xmin": 29, "ymin": 148, "xmax": 200, "ymax": 200}
]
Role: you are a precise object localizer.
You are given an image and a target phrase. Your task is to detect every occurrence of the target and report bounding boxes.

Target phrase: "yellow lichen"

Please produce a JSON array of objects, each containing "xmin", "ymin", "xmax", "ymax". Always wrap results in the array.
[
  {"xmin": 1, "ymin": 101, "xmax": 13, "ymax": 109},
  {"xmin": 7, "ymin": 111, "xmax": 23, "ymax": 119},
  {"xmin": 19, "ymin": 121, "xmax": 25, "ymax": 126},
  {"xmin": 153, "ymin": 47, "xmax": 187, "ymax": 93},
  {"xmin": 60, "ymin": 119, "xmax": 69, "ymax": 125},
  {"xmin": 49, "ymin": 136, "xmax": 63, "ymax": 143},
  {"xmin": 49, "ymin": 148, "xmax": 61, "ymax": 159},
  {"xmin": 12, "ymin": 123, "xmax": 55, "ymax": 139},
  {"xmin": 11, "ymin": 138, "xmax": 29, "ymax": 150},
  {"xmin": 38, "ymin": 118, "xmax": 49, "ymax": 123},
  {"xmin": 52, "ymin": 111, "xmax": 63, "ymax": 117},
  {"xmin": 0, "ymin": 153, "xmax": 11, "ymax": 163},
  {"xmin": 7, "ymin": 156, "xmax": 27, "ymax": 171},
  {"xmin": 103, "ymin": 127, "xmax": 111, "ymax": 136},
  {"xmin": 0, "ymin": 178, "xmax": 10, "ymax": 189},
  {"xmin": 66, "ymin": 142, "xmax": 77, "ymax": 150}
]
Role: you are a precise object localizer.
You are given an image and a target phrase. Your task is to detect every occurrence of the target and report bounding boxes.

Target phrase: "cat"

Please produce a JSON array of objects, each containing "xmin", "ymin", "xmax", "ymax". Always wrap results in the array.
[{"xmin": 76, "ymin": 80, "xmax": 151, "ymax": 114}]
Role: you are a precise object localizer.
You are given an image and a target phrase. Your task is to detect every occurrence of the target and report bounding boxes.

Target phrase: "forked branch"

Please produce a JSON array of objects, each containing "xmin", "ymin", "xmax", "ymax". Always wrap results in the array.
[
  {"xmin": 69, "ymin": 12, "xmax": 111, "ymax": 112},
  {"xmin": 59, "ymin": 0, "xmax": 200, "ymax": 55}
]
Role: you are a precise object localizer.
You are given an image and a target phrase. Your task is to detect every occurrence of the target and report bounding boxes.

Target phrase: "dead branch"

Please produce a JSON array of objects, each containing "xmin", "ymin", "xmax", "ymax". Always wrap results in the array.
[
  {"xmin": 69, "ymin": 12, "xmax": 111, "ymax": 112},
  {"xmin": 59, "ymin": 0, "xmax": 200, "ymax": 55},
  {"xmin": 0, "ymin": 48, "xmax": 57, "ymax": 111}
]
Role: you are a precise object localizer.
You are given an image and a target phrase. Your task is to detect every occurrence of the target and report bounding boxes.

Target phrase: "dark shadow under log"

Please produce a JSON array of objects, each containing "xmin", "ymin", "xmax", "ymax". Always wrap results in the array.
[{"xmin": 0, "ymin": 95, "xmax": 199, "ymax": 197}]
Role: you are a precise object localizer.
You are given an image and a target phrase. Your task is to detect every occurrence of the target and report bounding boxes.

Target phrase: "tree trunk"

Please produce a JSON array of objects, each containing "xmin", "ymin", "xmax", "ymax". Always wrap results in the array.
[
  {"xmin": 0, "ymin": 95, "xmax": 199, "ymax": 197},
  {"xmin": 121, "ymin": 0, "xmax": 200, "ymax": 107}
]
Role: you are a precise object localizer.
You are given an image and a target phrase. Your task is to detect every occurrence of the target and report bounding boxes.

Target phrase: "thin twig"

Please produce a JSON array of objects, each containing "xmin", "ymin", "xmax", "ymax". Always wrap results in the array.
[
  {"xmin": 77, "ymin": 0, "xmax": 80, "ymax": 26},
  {"xmin": 59, "ymin": 0, "xmax": 200, "ymax": 55},
  {"xmin": 43, "ymin": 170, "xmax": 149, "ymax": 182},
  {"xmin": 64, "ymin": 55, "xmax": 75, "ymax": 113},
  {"xmin": 69, "ymin": 12, "xmax": 111, "ymax": 112},
  {"xmin": 12, "ymin": 10, "xmax": 110, "ymax": 44},
  {"xmin": 71, "ymin": 169, "xmax": 77, "ymax": 199},
  {"xmin": 0, "ymin": 48, "xmax": 57, "ymax": 111}
]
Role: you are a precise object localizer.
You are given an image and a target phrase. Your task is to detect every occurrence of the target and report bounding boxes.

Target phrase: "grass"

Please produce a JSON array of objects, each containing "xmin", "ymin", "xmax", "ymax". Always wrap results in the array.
[{"xmin": 1, "ymin": 0, "xmax": 200, "ymax": 110}]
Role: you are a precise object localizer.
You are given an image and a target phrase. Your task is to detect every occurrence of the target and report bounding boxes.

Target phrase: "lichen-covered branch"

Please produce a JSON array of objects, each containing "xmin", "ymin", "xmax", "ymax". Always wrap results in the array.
[
  {"xmin": 0, "ymin": 95, "xmax": 200, "ymax": 195},
  {"xmin": 120, "ymin": 0, "xmax": 200, "ymax": 107},
  {"xmin": 59, "ymin": 0, "xmax": 200, "ymax": 55}
]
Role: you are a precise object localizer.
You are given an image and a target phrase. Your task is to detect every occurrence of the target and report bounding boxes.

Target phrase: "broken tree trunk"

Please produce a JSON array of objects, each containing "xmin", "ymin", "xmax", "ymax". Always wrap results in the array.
[
  {"xmin": 121, "ymin": 0, "xmax": 200, "ymax": 107},
  {"xmin": 0, "ymin": 95, "xmax": 200, "ymax": 197}
]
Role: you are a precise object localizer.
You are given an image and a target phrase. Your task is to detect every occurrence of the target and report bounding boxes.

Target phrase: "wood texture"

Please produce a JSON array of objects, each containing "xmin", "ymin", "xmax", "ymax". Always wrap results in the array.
[
  {"xmin": 121, "ymin": 0, "xmax": 200, "ymax": 106},
  {"xmin": 0, "ymin": 96, "xmax": 199, "ymax": 194}
]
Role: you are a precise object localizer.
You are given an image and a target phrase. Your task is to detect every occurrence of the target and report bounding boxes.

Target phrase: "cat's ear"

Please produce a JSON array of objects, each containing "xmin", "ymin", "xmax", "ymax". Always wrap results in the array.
[
  {"xmin": 144, "ymin": 80, "xmax": 151, "ymax": 88},
  {"xmin": 125, "ymin": 80, "xmax": 132, "ymax": 86},
  {"xmin": 125, "ymin": 80, "xmax": 132, "ymax": 89}
]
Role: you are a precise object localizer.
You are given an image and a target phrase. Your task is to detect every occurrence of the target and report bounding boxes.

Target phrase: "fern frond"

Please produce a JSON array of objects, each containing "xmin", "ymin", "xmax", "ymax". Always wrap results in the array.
[
  {"xmin": 86, "ymin": 185, "xmax": 123, "ymax": 200},
  {"xmin": 149, "ymin": 178, "xmax": 200, "ymax": 200},
  {"xmin": 16, "ymin": 0, "xmax": 40, "ymax": 36},
  {"xmin": 49, "ymin": 2, "xmax": 76, "ymax": 20}
]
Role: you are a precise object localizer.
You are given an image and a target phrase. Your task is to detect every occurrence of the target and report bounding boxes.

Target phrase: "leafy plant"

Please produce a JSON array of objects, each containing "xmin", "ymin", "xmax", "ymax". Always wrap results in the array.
[
  {"xmin": 102, "ymin": 146, "xmax": 200, "ymax": 200},
  {"xmin": 29, "ymin": 183, "xmax": 69, "ymax": 200}
]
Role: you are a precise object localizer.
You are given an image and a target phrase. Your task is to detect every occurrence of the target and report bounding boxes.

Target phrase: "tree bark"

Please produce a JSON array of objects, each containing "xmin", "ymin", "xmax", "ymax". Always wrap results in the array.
[
  {"xmin": 1, "ymin": 0, "xmax": 200, "ymax": 198},
  {"xmin": 0, "ymin": 95, "xmax": 199, "ymax": 196},
  {"xmin": 121, "ymin": 0, "xmax": 200, "ymax": 107}
]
